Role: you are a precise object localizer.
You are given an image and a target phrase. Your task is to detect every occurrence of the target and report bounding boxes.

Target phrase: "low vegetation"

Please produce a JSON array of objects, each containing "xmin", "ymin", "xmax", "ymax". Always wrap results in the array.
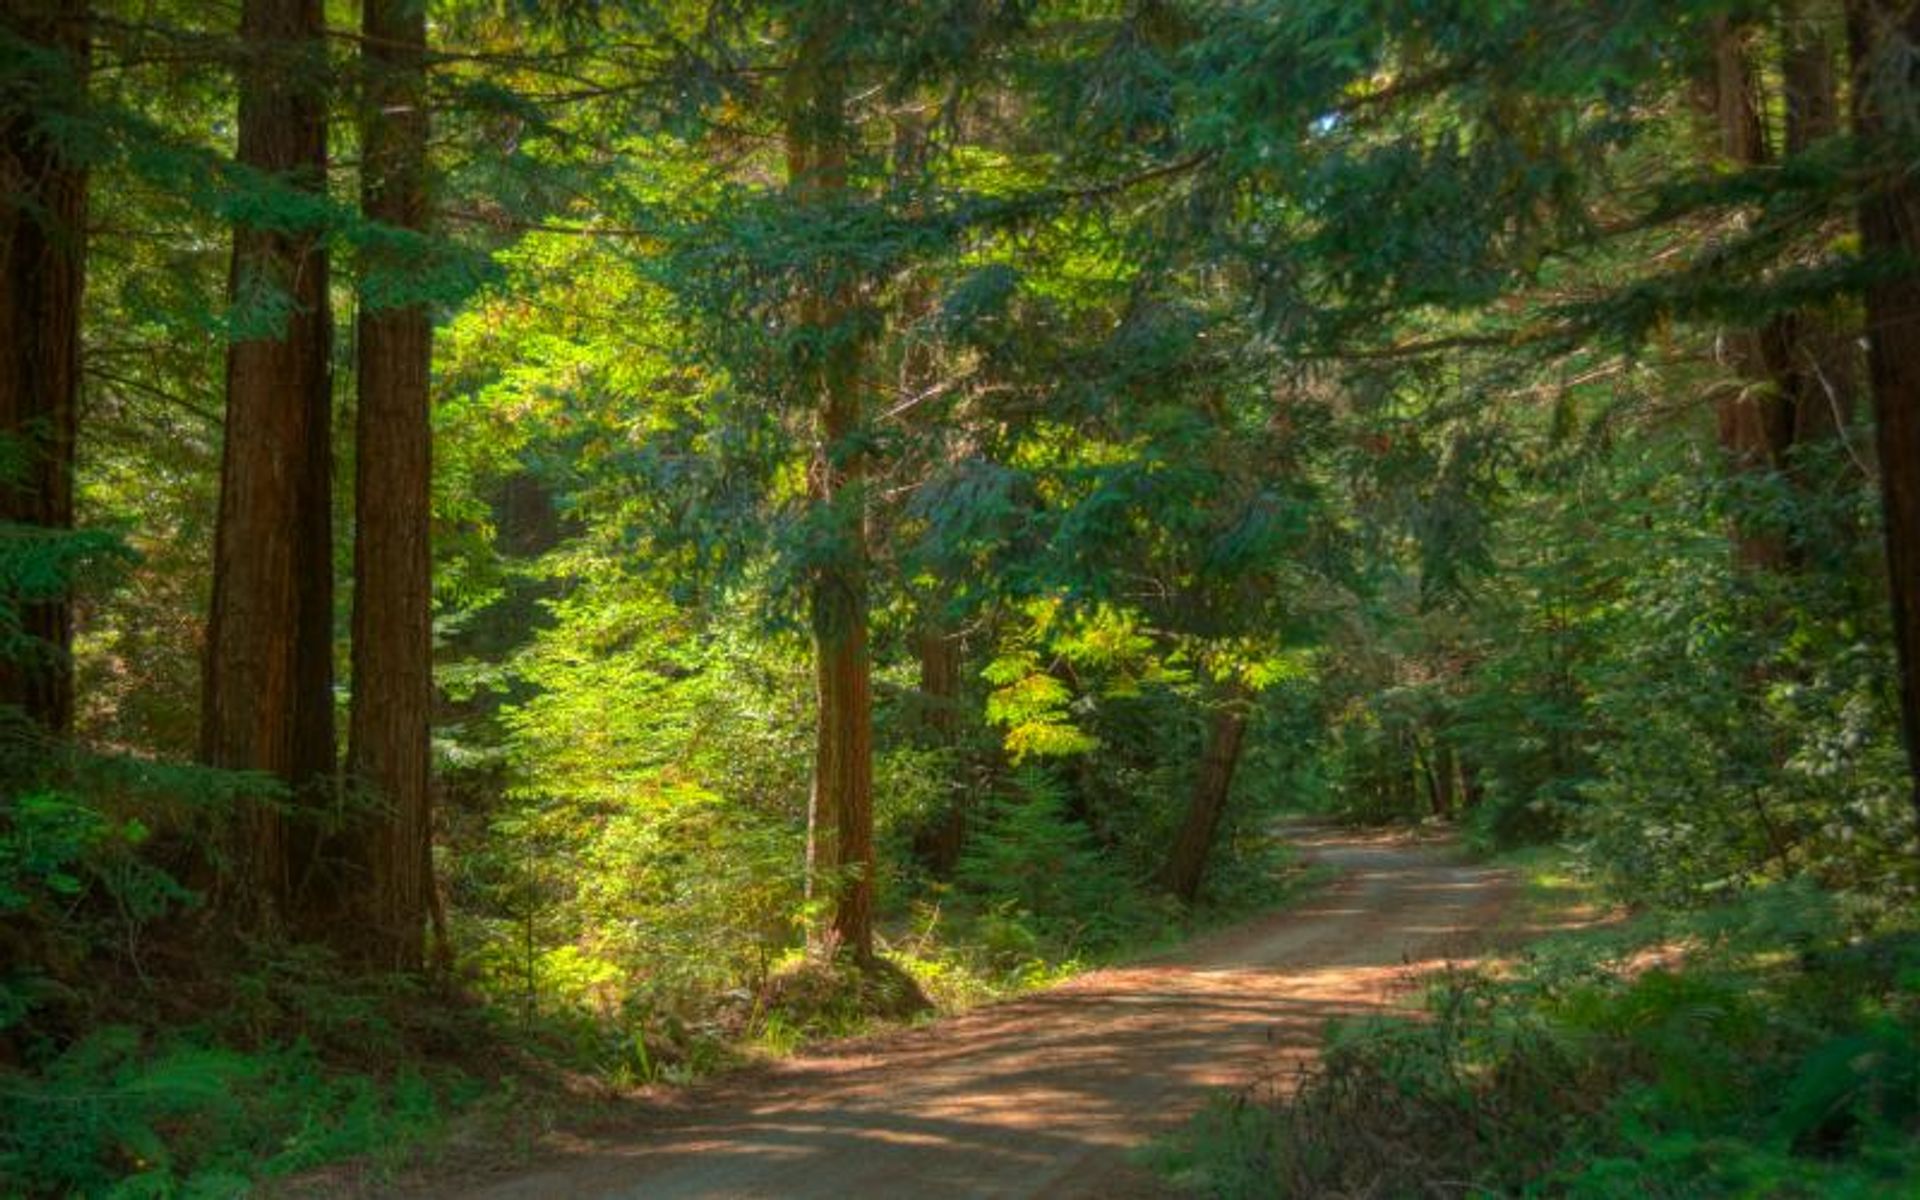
[{"xmin": 6, "ymin": 0, "xmax": 1920, "ymax": 1195}]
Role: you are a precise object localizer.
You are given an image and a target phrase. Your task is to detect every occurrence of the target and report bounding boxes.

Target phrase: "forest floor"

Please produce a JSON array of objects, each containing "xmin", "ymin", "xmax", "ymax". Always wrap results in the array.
[{"xmin": 382, "ymin": 825, "xmax": 1540, "ymax": 1199}]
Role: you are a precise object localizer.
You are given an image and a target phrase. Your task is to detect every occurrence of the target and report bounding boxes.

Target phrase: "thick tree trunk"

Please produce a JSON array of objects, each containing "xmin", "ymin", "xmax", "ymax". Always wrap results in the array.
[
  {"xmin": 1160, "ymin": 682, "xmax": 1252, "ymax": 904},
  {"xmin": 1848, "ymin": 0, "xmax": 1920, "ymax": 833},
  {"xmin": 347, "ymin": 0, "xmax": 433, "ymax": 971},
  {"xmin": 0, "ymin": 0, "xmax": 87, "ymax": 736},
  {"xmin": 789, "ymin": 13, "xmax": 874, "ymax": 962},
  {"xmin": 201, "ymin": 0, "xmax": 334, "ymax": 930}
]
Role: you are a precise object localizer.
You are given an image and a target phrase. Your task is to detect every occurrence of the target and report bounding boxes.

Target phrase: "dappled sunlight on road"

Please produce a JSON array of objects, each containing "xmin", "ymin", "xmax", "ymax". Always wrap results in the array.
[{"xmin": 437, "ymin": 827, "xmax": 1524, "ymax": 1200}]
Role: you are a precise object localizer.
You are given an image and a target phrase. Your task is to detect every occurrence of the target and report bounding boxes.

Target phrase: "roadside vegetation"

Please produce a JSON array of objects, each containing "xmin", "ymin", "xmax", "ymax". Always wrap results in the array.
[{"xmin": 7, "ymin": 1, "xmax": 1920, "ymax": 1195}]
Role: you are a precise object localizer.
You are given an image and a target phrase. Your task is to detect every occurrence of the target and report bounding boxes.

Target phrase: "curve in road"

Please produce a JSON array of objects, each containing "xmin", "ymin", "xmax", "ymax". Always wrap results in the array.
[{"xmin": 439, "ymin": 825, "xmax": 1511, "ymax": 1199}]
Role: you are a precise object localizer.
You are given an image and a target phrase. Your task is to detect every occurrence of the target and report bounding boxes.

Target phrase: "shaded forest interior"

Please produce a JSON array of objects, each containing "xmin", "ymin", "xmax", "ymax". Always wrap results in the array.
[{"xmin": 5, "ymin": 0, "xmax": 1920, "ymax": 1194}]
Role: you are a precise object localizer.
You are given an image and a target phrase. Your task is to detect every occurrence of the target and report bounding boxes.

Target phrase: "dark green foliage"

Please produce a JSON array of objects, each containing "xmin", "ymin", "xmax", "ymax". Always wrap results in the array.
[
  {"xmin": 0, "ymin": 1028, "xmax": 469, "ymax": 1196},
  {"xmin": 955, "ymin": 767, "xmax": 1173, "ymax": 960}
]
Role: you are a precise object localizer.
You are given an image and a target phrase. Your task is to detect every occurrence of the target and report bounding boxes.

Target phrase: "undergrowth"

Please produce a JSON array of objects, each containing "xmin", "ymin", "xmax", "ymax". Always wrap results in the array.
[{"xmin": 1152, "ymin": 881, "xmax": 1920, "ymax": 1198}]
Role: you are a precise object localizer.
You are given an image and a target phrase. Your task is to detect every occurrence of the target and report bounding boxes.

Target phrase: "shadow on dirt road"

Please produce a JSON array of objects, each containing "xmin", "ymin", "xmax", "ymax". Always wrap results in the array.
[{"xmin": 429, "ymin": 825, "xmax": 1513, "ymax": 1199}]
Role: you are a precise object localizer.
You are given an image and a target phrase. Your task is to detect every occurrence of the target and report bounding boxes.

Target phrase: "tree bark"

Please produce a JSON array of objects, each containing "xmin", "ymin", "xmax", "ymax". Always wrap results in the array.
[
  {"xmin": 1709, "ymin": 16, "xmax": 1796, "ymax": 571},
  {"xmin": 1710, "ymin": 13, "xmax": 1860, "ymax": 568},
  {"xmin": 1430, "ymin": 740, "xmax": 1458, "ymax": 820},
  {"xmin": 911, "ymin": 622, "xmax": 968, "ymax": 875},
  {"xmin": 201, "ymin": 0, "xmax": 334, "ymax": 930},
  {"xmin": 1160, "ymin": 682, "xmax": 1252, "ymax": 903},
  {"xmin": 0, "ymin": 0, "xmax": 88, "ymax": 736},
  {"xmin": 789, "ymin": 11, "xmax": 875, "ymax": 962},
  {"xmin": 347, "ymin": 0, "xmax": 433, "ymax": 971},
  {"xmin": 1848, "ymin": 0, "xmax": 1920, "ymax": 833},
  {"xmin": 1460, "ymin": 754, "xmax": 1485, "ymax": 810},
  {"xmin": 1776, "ymin": 10, "xmax": 1862, "ymax": 501}
]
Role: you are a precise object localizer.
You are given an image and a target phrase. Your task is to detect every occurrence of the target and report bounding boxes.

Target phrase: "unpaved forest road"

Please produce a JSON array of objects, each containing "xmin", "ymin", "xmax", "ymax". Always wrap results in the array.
[{"xmin": 444, "ymin": 826, "xmax": 1511, "ymax": 1200}]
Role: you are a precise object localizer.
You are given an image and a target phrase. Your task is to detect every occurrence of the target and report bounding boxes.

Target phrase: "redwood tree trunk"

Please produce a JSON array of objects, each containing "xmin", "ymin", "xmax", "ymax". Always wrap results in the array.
[
  {"xmin": 789, "ymin": 12, "xmax": 874, "ymax": 962},
  {"xmin": 0, "ymin": 0, "xmax": 88, "ymax": 736},
  {"xmin": 1160, "ymin": 683, "xmax": 1252, "ymax": 903},
  {"xmin": 201, "ymin": 0, "xmax": 334, "ymax": 929},
  {"xmin": 1849, "ymin": 0, "xmax": 1920, "ymax": 833},
  {"xmin": 347, "ymin": 0, "xmax": 433, "ymax": 971}
]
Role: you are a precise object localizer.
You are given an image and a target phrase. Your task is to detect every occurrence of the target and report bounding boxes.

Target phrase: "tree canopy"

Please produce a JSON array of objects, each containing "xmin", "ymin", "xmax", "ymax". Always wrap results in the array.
[{"xmin": 4, "ymin": 0, "xmax": 1920, "ymax": 1193}]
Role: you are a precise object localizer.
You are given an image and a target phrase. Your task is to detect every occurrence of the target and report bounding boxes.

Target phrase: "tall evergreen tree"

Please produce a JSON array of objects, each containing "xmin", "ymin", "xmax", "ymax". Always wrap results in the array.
[
  {"xmin": 201, "ymin": 0, "xmax": 335, "ymax": 928},
  {"xmin": 349, "ymin": 0, "xmax": 434, "ymax": 970},
  {"xmin": 0, "ymin": 0, "xmax": 89, "ymax": 735},
  {"xmin": 786, "ymin": 4, "xmax": 876, "ymax": 962},
  {"xmin": 1848, "ymin": 0, "xmax": 1920, "ymax": 831}
]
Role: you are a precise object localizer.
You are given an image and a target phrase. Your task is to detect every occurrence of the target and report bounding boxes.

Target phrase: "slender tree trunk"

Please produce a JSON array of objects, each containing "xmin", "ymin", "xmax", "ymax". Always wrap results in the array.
[
  {"xmin": 911, "ymin": 622, "xmax": 968, "ymax": 875},
  {"xmin": 1460, "ymin": 754, "xmax": 1485, "ymax": 810},
  {"xmin": 347, "ymin": 0, "xmax": 432, "ymax": 971},
  {"xmin": 1431, "ymin": 740, "xmax": 1458, "ymax": 820},
  {"xmin": 1848, "ymin": 0, "xmax": 1920, "ymax": 833},
  {"xmin": 0, "ymin": 0, "xmax": 88, "ymax": 736},
  {"xmin": 1160, "ymin": 682, "xmax": 1252, "ymax": 903},
  {"xmin": 201, "ymin": 0, "xmax": 334, "ymax": 930},
  {"xmin": 1709, "ymin": 16, "xmax": 1797, "ymax": 572},
  {"xmin": 789, "ymin": 12, "xmax": 874, "ymax": 962}
]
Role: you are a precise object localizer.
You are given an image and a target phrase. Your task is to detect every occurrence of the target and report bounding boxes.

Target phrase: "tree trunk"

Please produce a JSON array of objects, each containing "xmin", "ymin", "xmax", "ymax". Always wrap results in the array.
[
  {"xmin": 1776, "ymin": 10, "xmax": 1862, "ymax": 511},
  {"xmin": 0, "ymin": 0, "xmax": 88, "ymax": 736},
  {"xmin": 1709, "ymin": 16, "xmax": 1796, "ymax": 571},
  {"xmin": 911, "ymin": 622, "xmax": 968, "ymax": 875},
  {"xmin": 1431, "ymin": 740, "xmax": 1458, "ymax": 820},
  {"xmin": 201, "ymin": 0, "xmax": 334, "ymax": 930},
  {"xmin": 347, "ymin": 0, "xmax": 433, "ymax": 971},
  {"xmin": 1160, "ymin": 682, "xmax": 1252, "ymax": 903},
  {"xmin": 1710, "ymin": 13, "xmax": 1861, "ymax": 568},
  {"xmin": 1460, "ymin": 754, "xmax": 1485, "ymax": 810},
  {"xmin": 1848, "ymin": 0, "xmax": 1920, "ymax": 833},
  {"xmin": 789, "ymin": 12, "xmax": 874, "ymax": 962}
]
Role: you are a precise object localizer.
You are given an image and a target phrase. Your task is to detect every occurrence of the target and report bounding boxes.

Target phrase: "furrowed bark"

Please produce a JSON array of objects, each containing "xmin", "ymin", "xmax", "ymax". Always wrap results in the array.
[
  {"xmin": 1848, "ymin": 0, "xmax": 1920, "ymax": 834},
  {"xmin": 202, "ymin": 0, "xmax": 334, "ymax": 929},
  {"xmin": 348, "ymin": 0, "xmax": 433, "ymax": 971},
  {"xmin": 0, "ymin": 0, "xmax": 88, "ymax": 736}
]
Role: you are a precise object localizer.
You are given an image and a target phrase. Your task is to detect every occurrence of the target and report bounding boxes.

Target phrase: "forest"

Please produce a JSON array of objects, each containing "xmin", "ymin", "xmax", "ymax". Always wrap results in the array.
[{"xmin": 4, "ymin": 0, "xmax": 1920, "ymax": 1195}]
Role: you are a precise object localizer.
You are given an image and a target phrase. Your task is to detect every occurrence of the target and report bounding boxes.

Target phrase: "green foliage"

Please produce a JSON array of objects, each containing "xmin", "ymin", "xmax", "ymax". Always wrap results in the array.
[
  {"xmin": 955, "ymin": 767, "xmax": 1173, "ymax": 962},
  {"xmin": 17, "ymin": 0, "xmax": 1920, "ymax": 1191},
  {"xmin": 0, "ymin": 1029, "xmax": 467, "ymax": 1197},
  {"xmin": 1156, "ymin": 885, "xmax": 1920, "ymax": 1198}
]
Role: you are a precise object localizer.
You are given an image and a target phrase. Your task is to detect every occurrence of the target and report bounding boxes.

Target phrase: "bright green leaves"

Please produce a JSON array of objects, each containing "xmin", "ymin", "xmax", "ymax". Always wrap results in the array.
[{"xmin": 984, "ymin": 658, "xmax": 1100, "ymax": 760}]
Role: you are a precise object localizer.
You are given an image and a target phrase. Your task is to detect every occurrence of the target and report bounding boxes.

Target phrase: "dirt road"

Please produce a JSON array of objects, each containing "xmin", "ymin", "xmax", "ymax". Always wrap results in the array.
[{"xmin": 444, "ymin": 826, "xmax": 1510, "ymax": 1199}]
